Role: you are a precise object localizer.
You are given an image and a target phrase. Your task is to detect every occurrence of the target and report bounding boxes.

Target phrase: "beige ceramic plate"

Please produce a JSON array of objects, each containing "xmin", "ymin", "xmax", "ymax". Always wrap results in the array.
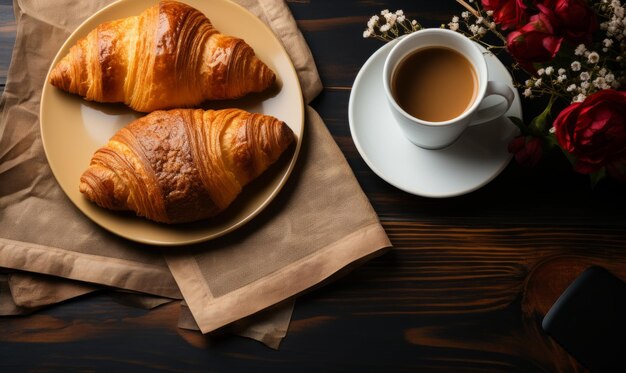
[{"xmin": 40, "ymin": 0, "xmax": 304, "ymax": 246}]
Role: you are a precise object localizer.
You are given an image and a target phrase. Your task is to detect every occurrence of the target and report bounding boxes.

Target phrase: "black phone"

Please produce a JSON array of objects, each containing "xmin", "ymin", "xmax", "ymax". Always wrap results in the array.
[{"xmin": 542, "ymin": 266, "xmax": 626, "ymax": 372}]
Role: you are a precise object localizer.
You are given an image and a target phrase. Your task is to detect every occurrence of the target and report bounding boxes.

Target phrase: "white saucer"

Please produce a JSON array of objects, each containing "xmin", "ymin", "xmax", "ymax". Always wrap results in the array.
[{"xmin": 348, "ymin": 41, "xmax": 521, "ymax": 198}]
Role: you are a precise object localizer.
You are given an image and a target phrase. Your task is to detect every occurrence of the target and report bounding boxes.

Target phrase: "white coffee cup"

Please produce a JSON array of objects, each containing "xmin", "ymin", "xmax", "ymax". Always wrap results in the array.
[{"xmin": 383, "ymin": 29, "xmax": 515, "ymax": 150}]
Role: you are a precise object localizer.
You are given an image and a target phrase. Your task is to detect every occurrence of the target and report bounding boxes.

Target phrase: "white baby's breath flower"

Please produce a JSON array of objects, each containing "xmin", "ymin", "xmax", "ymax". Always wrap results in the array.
[
  {"xmin": 604, "ymin": 38, "xmax": 614, "ymax": 47},
  {"xmin": 398, "ymin": 15, "xmax": 406, "ymax": 23},
  {"xmin": 557, "ymin": 75, "xmax": 567, "ymax": 83},
  {"xmin": 571, "ymin": 61, "xmax": 582, "ymax": 71},
  {"xmin": 523, "ymin": 88, "xmax": 533, "ymax": 97},
  {"xmin": 606, "ymin": 73, "xmax": 616, "ymax": 82},
  {"xmin": 545, "ymin": 66, "xmax": 554, "ymax": 75},
  {"xmin": 367, "ymin": 15, "xmax": 379, "ymax": 28},
  {"xmin": 486, "ymin": 10, "xmax": 494, "ymax": 16},
  {"xmin": 573, "ymin": 93, "xmax": 587, "ymax": 103},
  {"xmin": 449, "ymin": 22, "xmax": 460, "ymax": 31},
  {"xmin": 412, "ymin": 20, "xmax": 418, "ymax": 26},
  {"xmin": 600, "ymin": 23, "xmax": 608, "ymax": 31},
  {"xmin": 488, "ymin": 22, "xmax": 497, "ymax": 30},
  {"xmin": 537, "ymin": 68, "xmax": 545, "ymax": 76},
  {"xmin": 594, "ymin": 77, "xmax": 609, "ymax": 89},
  {"xmin": 381, "ymin": 9, "xmax": 390, "ymax": 16},
  {"xmin": 558, "ymin": 68, "xmax": 566, "ymax": 75},
  {"xmin": 580, "ymin": 71, "xmax": 591, "ymax": 81},
  {"xmin": 452, "ymin": 15, "xmax": 459, "ymax": 23},
  {"xmin": 581, "ymin": 81, "xmax": 591, "ymax": 89},
  {"xmin": 549, "ymin": 126, "xmax": 556, "ymax": 134},
  {"xmin": 477, "ymin": 26, "xmax": 487, "ymax": 36},
  {"xmin": 587, "ymin": 51, "xmax": 600, "ymax": 63},
  {"xmin": 567, "ymin": 84, "xmax": 577, "ymax": 92},
  {"xmin": 476, "ymin": 17, "xmax": 484, "ymax": 24},
  {"xmin": 535, "ymin": 78, "xmax": 543, "ymax": 87},
  {"xmin": 575, "ymin": 44, "xmax": 587, "ymax": 55},
  {"xmin": 599, "ymin": 68, "xmax": 608, "ymax": 76},
  {"xmin": 363, "ymin": 29, "xmax": 372, "ymax": 38},
  {"xmin": 462, "ymin": 11, "xmax": 470, "ymax": 20},
  {"xmin": 380, "ymin": 24, "xmax": 390, "ymax": 32},
  {"xmin": 469, "ymin": 24, "xmax": 479, "ymax": 35},
  {"xmin": 395, "ymin": 9, "xmax": 404, "ymax": 16},
  {"xmin": 385, "ymin": 13, "xmax": 397, "ymax": 26}
]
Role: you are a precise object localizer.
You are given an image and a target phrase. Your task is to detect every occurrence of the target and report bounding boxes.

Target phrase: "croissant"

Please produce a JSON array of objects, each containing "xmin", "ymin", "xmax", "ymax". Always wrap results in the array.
[
  {"xmin": 49, "ymin": 0, "xmax": 275, "ymax": 112},
  {"xmin": 79, "ymin": 108, "xmax": 295, "ymax": 224}
]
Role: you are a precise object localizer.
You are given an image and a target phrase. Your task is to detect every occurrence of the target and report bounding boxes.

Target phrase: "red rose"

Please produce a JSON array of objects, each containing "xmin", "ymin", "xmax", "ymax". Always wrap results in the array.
[
  {"xmin": 482, "ymin": 0, "xmax": 533, "ymax": 30},
  {"xmin": 506, "ymin": 5, "xmax": 563, "ymax": 73},
  {"xmin": 552, "ymin": 0, "xmax": 598, "ymax": 44},
  {"xmin": 554, "ymin": 90, "xmax": 626, "ymax": 176},
  {"xmin": 509, "ymin": 136, "xmax": 544, "ymax": 167}
]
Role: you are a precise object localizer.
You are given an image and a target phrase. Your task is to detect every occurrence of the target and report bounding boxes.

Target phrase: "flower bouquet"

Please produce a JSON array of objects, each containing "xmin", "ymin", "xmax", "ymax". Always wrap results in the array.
[{"xmin": 363, "ymin": 1, "xmax": 626, "ymax": 185}]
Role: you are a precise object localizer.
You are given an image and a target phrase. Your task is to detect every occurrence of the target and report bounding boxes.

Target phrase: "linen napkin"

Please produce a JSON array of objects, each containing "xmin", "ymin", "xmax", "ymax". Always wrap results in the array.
[
  {"xmin": 7, "ymin": 270, "xmax": 177, "ymax": 309},
  {"xmin": 0, "ymin": 273, "xmax": 29, "ymax": 315},
  {"xmin": 7, "ymin": 271, "xmax": 96, "ymax": 309},
  {"xmin": 0, "ymin": 0, "xmax": 391, "ymax": 344},
  {"xmin": 165, "ymin": 105, "xmax": 389, "ymax": 333}
]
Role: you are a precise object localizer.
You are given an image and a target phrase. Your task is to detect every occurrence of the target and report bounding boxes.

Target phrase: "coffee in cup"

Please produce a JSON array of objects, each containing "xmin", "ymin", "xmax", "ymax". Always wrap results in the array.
[
  {"xmin": 383, "ymin": 29, "xmax": 515, "ymax": 149},
  {"xmin": 391, "ymin": 47, "xmax": 478, "ymax": 123}
]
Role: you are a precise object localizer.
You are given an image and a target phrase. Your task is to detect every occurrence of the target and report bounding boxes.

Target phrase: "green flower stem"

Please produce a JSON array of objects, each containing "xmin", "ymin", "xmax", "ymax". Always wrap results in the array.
[
  {"xmin": 529, "ymin": 94, "xmax": 556, "ymax": 135},
  {"xmin": 590, "ymin": 167, "xmax": 607, "ymax": 188}
]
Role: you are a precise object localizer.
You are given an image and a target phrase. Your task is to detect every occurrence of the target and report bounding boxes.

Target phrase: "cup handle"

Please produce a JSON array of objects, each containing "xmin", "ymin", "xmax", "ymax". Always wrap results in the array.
[{"xmin": 469, "ymin": 81, "xmax": 515, "ymax": 126}]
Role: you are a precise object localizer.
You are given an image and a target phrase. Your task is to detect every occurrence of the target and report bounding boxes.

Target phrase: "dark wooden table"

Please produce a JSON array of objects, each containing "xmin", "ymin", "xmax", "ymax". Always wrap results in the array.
[{"xmin": 1, "ymin": 0, "xmax": 625, "ymax": 371}]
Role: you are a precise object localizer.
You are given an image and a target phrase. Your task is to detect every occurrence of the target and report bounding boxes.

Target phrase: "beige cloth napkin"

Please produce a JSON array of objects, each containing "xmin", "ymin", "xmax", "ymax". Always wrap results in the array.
[
  {"xmin": 7, "ymin": 271, "xmax": 96, "ymax": 308},
  {"xmin": 0, "ymin": 0, "xmax": 391, "ymax": 346},
  {"xmin": 165, "ymin": 105, "xmax": 389, "ymax": 332},
  {"xmin": 0, "ymin": 273, "xmax": 29, "ymax": 315}
]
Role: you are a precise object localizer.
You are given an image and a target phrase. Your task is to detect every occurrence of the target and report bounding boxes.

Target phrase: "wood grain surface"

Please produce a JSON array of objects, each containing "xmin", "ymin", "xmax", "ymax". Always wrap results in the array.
[{"xmin": 1, "ymin": 0, "xmax": 625, "ymax": 371}]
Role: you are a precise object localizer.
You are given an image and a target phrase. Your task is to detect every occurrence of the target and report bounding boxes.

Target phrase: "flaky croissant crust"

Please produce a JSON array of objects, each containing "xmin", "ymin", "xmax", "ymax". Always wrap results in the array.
[
  {"xmin": 49, "ymin": 0, "xmax": 276, "ymax": 112},
  {"xmin": 79, "ymin": 108, "xmax": 294, "ymax": 224}
]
